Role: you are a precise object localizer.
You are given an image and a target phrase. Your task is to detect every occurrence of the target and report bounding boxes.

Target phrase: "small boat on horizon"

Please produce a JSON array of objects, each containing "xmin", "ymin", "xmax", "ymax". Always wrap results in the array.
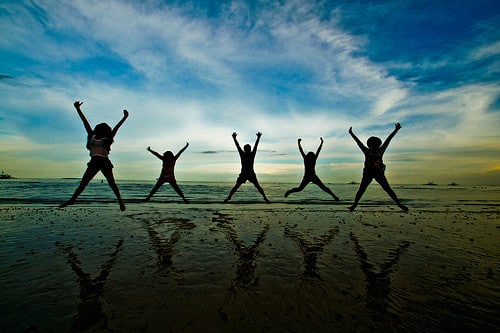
[{"xmin": 0, "ymin": 171, "xmax": 13, "ymax": 179}]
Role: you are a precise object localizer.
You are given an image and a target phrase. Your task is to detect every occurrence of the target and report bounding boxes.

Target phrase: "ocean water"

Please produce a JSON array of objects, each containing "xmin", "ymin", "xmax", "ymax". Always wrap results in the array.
[{"xmin": 1, "ymin": 178, "xmax": 499, "ymax": 209}]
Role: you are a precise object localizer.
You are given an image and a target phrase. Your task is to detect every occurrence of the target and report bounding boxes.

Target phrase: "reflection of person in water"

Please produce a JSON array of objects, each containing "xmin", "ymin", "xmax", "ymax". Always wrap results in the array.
[
  {"xmin": 145, "ymin": 143, "xmax": 189, "ymax": 203},
  {"xmin": 60, "ymin": 101, "xmax": 128, "ymax": 211},
  {"xmin": 348, "ymin": 123, "xmax": 408, "ymax": 212},
  {"xmin": 284, "ymin": 226, "xmax": 339, "ymax": 279},
  {"xmin": 350, "ymin": 232, "xmax": 410, "ymax": 325},
  {"xmin": 58, "ymin": 239, "xmax": 123, "ymax": 332},
  {"xmin": 224, "ymin": 132, "xmax": 270, "ymax": 203},
  {"xmin": 285, "ymin": 137, "xmax": 339, "ymax": 201}
]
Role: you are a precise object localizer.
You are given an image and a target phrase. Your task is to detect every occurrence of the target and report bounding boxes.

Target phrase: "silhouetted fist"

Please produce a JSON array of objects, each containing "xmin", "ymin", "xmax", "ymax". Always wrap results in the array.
[
  {"xmin": 123, "ymin": 110, "xmax": 129, "ymax": 118},
  {"xmin": 395, "ymin": 123, "xmax": 401, "ymax": 130},
  {"xmin": 298, "ymin": 138, "xmax": 302, "ymax": 143},
  {"xmin": 348, "ymin": 127, "xmax": 353, "ymax": 134},
  {"xmin": 232, "ymin": 132, "xmax": 237, "ymax": 138},
  {"xmin": 74, "ymin": 101, "xmax": 83, "ymax": 108}
]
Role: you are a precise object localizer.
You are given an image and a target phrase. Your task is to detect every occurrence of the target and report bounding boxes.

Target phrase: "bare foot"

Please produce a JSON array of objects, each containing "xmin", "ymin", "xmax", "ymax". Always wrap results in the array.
[
  {"xmin": 398, "ymin": 204, "xmax": 408, "ymax": 212},
  {"xmin": 59, "ymin": 200, "xmax": 74, "ymax": 208}
]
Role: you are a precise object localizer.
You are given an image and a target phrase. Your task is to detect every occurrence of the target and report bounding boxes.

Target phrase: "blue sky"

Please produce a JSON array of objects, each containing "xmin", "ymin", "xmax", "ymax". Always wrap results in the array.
[{"xmin": 1, "ymin": 0, "xmax": 499, "ymax": 184}]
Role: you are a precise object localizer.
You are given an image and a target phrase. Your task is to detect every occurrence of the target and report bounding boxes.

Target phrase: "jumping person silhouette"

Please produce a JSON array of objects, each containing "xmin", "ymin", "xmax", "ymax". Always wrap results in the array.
[
  {"xmin": 285, "ymin": 138, "xmax": 339, "ymax": 200},
  {"xmin": 60, "ymin": 101, "xmax": 128, "ymax": 211},
  {"xmin": 348, "ymin": 123, "xmax": 408, "ymax": 212},
  {"xmin": 224, "ymin": 132, "xmax": 270, "ymax": 203},
  {"xmin": 145, "ymin": 143, "xmax": 189, "ymax": 203}
]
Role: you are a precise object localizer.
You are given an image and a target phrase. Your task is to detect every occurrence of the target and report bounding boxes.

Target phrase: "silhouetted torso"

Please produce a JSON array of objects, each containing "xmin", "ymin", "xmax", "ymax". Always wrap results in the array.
[
  {"xmin": 240, "ymin": 151, "xmax": 256, "ymax": 174},
  {"xmin": 364, "ymin": 148, "xmax": 385, "ymax": 173},
  {"xmin": 161, "ymin": 159, "xmax": 176, "ymax": 177},
  {"xmin": 303, "ymin": 154, "xmax": 317, "ymax": 177},
  {"xmin": 87, "ymin": 135, "xmax": 111, "ymax": 157}
]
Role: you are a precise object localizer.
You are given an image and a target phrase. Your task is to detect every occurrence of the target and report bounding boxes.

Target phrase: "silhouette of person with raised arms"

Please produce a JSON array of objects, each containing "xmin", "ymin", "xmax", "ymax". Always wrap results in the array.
[
  {"xmin": 60, "ymin": 101, "xmax": 128, "ymax": 211},
  {"xmin": 145, "ymin": 142, "xmax": 189, "ymax": 203},
  {"xmin": 224, "ymin": 132, "xmax": 270, "ymax": 203},
  {"xmin": 285, "ymin": 137, "xmax": 339, "ymax": 201},
  {"xmin": 348, "ymin": 123, "xmax": 408, "ymax": 212}
]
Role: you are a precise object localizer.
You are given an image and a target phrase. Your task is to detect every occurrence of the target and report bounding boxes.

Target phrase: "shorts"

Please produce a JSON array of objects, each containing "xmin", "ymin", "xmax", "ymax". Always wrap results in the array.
[
  {"xmin": 159, "ymin": 174, "xmax": 175, "ymax": 183},
  {"xmin": 237, "ymin": 172, "xmax": 258, "ymax": 184},
  {"xmin": 363, "ymin": 167, "xmax": 385, "ymax": 179},
  {"xmin": 87, "ymin": 156, "xmax": 114, "ymax": 172}
]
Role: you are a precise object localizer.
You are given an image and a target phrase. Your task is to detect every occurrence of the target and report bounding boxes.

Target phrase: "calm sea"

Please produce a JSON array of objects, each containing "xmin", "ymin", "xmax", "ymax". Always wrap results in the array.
[{"xmin": 0, "ymin": 178, "xmax": 499, "ymax": 210}]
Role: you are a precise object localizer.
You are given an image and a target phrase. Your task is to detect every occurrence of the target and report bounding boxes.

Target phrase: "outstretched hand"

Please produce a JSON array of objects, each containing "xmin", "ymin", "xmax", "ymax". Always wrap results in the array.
[
  {"xmin": 123, "ymin": 109, "xmax": 129, "ymax": 118},
  {"xmin": 298, "ymin": 138, "xmax": 302, "ymax": 143},
  {"xmin": 320, "ymin": 137, "xmax": 324, "ymax": 143},
  {"xmin": 256, "ymin": 132, "xmax": 262, "ymax": 138},
  {"xmin": 395, "ymin": 122, "xmax": 401, "ymax": 130},
  {"xmin": 74, "ymin": 101, "xmax": 83, "ymax": 109},
  {"xmin": 348, "ymin": 127, "xmax": 353, "ymax": 135},
  {"xmin": 232, "ymin": 132, "xmax": 237, "ymax": 138},
  {"xmin": 147, "ymin": 146, "xmax": 151, "ymax": 151}
]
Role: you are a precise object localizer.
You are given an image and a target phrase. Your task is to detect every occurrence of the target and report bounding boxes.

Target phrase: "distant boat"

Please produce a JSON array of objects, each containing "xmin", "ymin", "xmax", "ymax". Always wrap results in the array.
[
  {"xmin": 0, "ymin": 171, "xmax": 12, "ymax": 179},
  {"xmin": 447, "ymin": 182, "xmax": 459, "ymax": 186},
  {"xmin": 348, "ymin": 180, "xmax": 358, "ymax": 185},
  {"xmin": 424, "ymin": 181, "xmax": 437, "ymax": 186}
]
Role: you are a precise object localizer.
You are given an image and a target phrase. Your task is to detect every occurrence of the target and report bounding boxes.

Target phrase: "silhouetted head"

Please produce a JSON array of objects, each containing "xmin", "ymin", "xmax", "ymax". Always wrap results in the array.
[
  {"xmin": 93, "ymin": 123, "xmax": 112, "ymax": 138},
  {"xmin": 243, "ymin": 144, "xmax": 251, "ymax": 153},
  {"xmin": 163, "ymin": 151, "xmax": 174, "ymax": 161},
  {"xmin": 306, "ymin": 151, "xmax": 316, "ymax": 160},
  {"xmin": 367, "ymin": 136, "xmax": 382, "ymax": 149}
]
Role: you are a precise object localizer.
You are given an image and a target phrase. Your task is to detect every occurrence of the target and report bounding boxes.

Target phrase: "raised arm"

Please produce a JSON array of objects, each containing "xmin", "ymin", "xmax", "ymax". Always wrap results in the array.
[
  {"xmin": 381, "ymin": 123, "xmax": 402, "ymax": 152},
  {"xmin": 111, "ymin": 109, "xmax": 129, "ymax": 138},
  {"xmin": 253, "ymin": 132, "xmax": 262, "ymax": 154},
  {"xmin": 147, "ymin": 146, "xmax": 163, "ymax": 160},
  {"xmin": 349, "ymin": 127, "xmax": 368, "ymax": 153},
  {"xmin": 297, "ymin": 138, "xmax": 306, "ymax": 158},
  {"xmin": 175, "ymin": 142, "xmax": 189, "ymax": 160},
  {"xmin": 74, "ymin": 101, "xmax": 92, "ymax": 135},
  {"xmin": 315, "ymin": 137, "xmax": 324, "ymax": 157},
  {"xmin": 232, "ymin": 132, "xmax": 243, "ymax": 153}
]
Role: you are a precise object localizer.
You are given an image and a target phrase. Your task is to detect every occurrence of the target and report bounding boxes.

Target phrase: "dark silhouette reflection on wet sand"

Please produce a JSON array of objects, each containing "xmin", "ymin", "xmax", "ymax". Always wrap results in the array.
[
  {"xmin": 58, "ymin": 239, "xmax": 124, "ymax": 332},
  {"xmin": 350, "ymin": 232, "xmax": 410, "ymax": 328},
  {"xmin": 144, "ymin": 217, "xmax": 195, "ymax": 275},
  {"xmin": 213, "ymin": 213, "xmax": 269, "ymax": 298},
  {"xmin": 283, "ymin": 226, "xmax": 342, "ymax": 325},
  {"xmin": 284, "ymin": 226, "xmax": 339, "ymax": 280}
]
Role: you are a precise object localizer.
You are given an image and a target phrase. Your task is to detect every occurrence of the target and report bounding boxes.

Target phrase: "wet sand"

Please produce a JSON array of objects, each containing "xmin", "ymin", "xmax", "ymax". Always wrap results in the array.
[{"xmin": 1, "ymin": 203, "xmax": 499, "ymax": 332}]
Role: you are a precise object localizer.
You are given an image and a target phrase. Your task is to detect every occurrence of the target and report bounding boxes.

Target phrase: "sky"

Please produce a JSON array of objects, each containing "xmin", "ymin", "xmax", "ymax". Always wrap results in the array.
[{"xmin": 1, "ymin": 0, "xmax": 499, "ymax": 184}]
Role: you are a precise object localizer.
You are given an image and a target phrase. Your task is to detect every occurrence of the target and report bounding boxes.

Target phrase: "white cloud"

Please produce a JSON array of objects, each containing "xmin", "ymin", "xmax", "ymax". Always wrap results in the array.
[{"xmin": 469, "ymin": 40, "xmax": 500, "ymax": 61}]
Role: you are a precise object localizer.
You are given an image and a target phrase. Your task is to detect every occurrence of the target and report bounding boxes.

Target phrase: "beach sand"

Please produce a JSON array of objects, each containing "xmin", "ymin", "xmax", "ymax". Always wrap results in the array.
[{"xmin": 1, "ymin": 202, "xmax": 499, "ymax": 332}]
